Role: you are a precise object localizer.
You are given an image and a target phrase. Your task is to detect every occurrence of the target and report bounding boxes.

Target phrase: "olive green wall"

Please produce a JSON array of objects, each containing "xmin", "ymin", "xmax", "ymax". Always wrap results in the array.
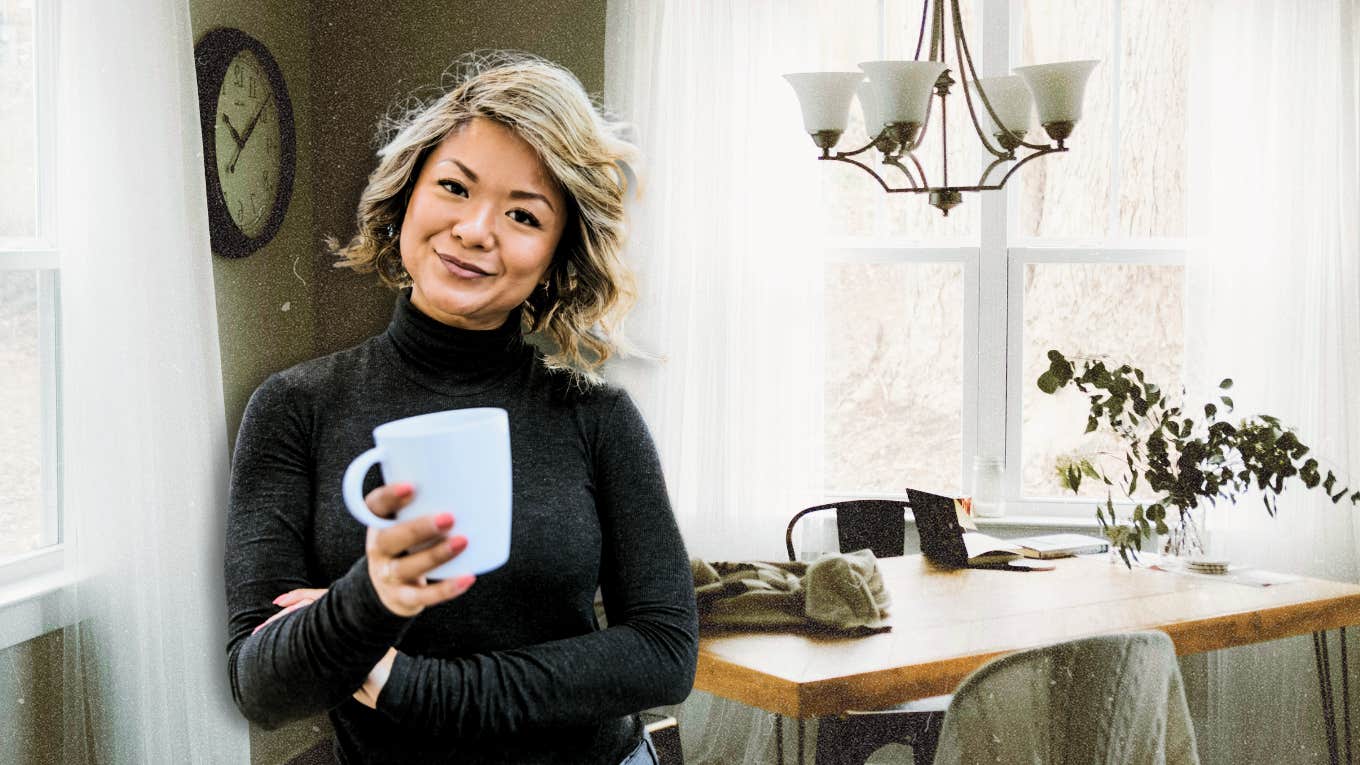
[
  {"xmin": 194, "ymin": 0, "xmax": 320, "ymax": 447},
  {"xmin": 0, "ymin": 2, "xmax": 606, "ymax": 764}
]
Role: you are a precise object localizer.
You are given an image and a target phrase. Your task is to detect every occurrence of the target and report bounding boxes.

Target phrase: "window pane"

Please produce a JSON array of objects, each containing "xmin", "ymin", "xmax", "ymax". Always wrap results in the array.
[
  {"xmin": 1021, "ymin": 263, "xmax": 1184, "ymax": 499},
  {"xmin": 0, "ymin": 269, "xmax": 48, "ymax": 559},
  {"xmin": 1016, "ymin": 0, "xmax": 1112, "ymax": 239},
  {"xmin": 1119, "ymin": 0, "xmax": 1189, "ymax": 238},
  {"xmin": 825, "ymin": 261, "xmax": 964, "ymax": 494},
  {"xmin": 0, "ymin": 0, "xmax": 37, "ymax": 239}
]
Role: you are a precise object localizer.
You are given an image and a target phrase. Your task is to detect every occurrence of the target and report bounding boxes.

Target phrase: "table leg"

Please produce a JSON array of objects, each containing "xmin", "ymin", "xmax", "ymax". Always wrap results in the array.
[
  {"xmin": 1343, "ymin": 627, "xmax": 1352, "ymax": 765},
  {"xmin": 1315, "ymin": 631, "xmax": 1341, "ymax": 765},
  {"xmin": 797, "ymin": 717, "xmax": 806, "ymax": 765},
  {"xmin": 776, "ymin": 714, "xmax": 785, "ymax": 765}
]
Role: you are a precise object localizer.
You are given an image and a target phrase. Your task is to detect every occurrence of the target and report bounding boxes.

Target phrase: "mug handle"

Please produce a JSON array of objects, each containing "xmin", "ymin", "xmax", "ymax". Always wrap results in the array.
[{"xmin": 342, "ymin": 446, "xmax": 398, "ymax": 528}]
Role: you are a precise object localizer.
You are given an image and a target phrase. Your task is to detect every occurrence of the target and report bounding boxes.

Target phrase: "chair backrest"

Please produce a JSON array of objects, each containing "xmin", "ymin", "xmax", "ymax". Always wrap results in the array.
[
  {"xmin": 784, "ymin": 500, "xmax": 907, "ymax": 562},
  {"xmin": 931, "ymin": 631, "xmax": 1200, "ymax": 765}
]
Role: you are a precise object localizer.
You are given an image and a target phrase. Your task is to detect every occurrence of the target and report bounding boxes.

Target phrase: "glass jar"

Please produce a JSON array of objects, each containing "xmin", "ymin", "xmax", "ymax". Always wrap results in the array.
[{"xmin": 971, "ymin": 456, "xmax": 1006, "ymax": 518}]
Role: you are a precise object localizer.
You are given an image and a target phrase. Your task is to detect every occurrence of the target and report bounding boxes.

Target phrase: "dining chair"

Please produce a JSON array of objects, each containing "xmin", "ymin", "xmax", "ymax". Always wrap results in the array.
[
  {"xmin": 784, "ymin": 500, "xmax": 948, "ymax": 765},
  {"xmin": 930, "ymin": 631, "xmax": 1200, "ymax": 765}
]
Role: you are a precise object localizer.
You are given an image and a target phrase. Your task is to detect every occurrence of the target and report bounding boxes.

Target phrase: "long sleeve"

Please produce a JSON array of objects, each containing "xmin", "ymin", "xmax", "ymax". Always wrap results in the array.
[
  {"xmin": 374, "ymin": 389, "xmax": 699, "ymax": 735},
  {"xmin": 224, "ymin": 373, "xmax": 410, "ymax": 729}
]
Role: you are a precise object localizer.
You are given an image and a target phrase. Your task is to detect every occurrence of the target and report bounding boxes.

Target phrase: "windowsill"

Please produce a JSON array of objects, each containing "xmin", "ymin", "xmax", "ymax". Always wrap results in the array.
[
  {"xmin": 0, "ymin": 547, "xmax": 79, "ymax": 651},
  {"xmin": 963, "ymin": 514, "xmax": 1102, "ymax": 530}
]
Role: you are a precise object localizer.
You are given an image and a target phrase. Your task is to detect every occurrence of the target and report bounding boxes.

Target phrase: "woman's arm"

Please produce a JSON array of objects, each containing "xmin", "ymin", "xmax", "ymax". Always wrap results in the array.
[
  {"xmin": 224, "ymin": 373, "xmax": 411, "ymax": 729},
  {"xmin": 374, "ymin": 389, "xmax": 698, "ymax": 735}
]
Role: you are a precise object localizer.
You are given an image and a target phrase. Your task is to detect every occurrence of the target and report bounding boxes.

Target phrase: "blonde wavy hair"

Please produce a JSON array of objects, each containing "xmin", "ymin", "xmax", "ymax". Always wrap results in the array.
[{"xmin": 327, "ymin": 50, "xmax": 641, "ymax": 386}]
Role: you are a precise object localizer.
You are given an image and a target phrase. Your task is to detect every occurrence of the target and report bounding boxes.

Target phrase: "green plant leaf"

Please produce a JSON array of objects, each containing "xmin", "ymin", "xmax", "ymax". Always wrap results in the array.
[
  {"xmin": 1221, "ymin": 396, "xmax": 1234, "ymax": 409},
  {"xmin": 1037, "ymin": 371, "xmax": 1059, "ymax": 395},
  {"xmin": 1085, "ymin": 416, "xmax": 1098, "ymax": 434},
  {"xmin": 1204, "ymin": 403, "xmax": 1217, "ymax": 420},
  {"xmin": 1220, "ymin": 378, "xmax": 1233, "ymax": 389}
]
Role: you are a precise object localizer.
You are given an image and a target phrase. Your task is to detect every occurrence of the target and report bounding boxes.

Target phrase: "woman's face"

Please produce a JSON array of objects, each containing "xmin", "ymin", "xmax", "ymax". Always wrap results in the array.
[{"xmin": 399, "ymin": 117, "xmax": 568, "ymax": 330}]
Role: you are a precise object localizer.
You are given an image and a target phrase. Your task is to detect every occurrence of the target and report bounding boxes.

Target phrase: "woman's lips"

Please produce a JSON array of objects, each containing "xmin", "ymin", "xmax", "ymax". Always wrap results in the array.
[{"xmin": 437, "ymin": 253, "xmax": 491, "ymax": 279}]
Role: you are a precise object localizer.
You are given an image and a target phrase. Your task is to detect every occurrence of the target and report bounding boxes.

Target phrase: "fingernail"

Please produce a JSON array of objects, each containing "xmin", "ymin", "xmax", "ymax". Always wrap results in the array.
[
  {"xmin": 454, "ymin": 574, "xmax": 476, "ymax": 591},
  {"xmin": 393, "ymin": 483, "xmax": 415, "ymax": 498},
  {"xmin": 433, "ymin": 513, "xmax": 454, "ymax": 530},
  {"xmin": 448, "ymin": 535, "xmax": 468, "ymax": 552},
  {"xmin": 272, "ymin": 595, "xmax": 286, "ymax": 605}
]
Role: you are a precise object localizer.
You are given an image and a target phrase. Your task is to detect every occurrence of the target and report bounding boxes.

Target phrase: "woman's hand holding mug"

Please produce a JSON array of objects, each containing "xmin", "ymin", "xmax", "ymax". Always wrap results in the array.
[{"xmin": 364, "ymin": 482, "xmax": 476, "ymax": 618}]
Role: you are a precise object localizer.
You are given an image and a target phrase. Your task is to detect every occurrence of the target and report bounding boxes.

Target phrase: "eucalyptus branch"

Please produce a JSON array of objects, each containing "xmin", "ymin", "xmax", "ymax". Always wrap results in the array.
[{"xmin": 1037, "ymin": 350, "xmax": 1360, "ymax": 566}]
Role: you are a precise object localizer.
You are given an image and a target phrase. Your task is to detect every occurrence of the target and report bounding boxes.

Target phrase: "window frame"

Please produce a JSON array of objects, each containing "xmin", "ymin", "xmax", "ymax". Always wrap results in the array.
[
  {"xmin": 821, "ymin": 0, "xmax": 1188, "ymax": 522},
  {"xmin": 0, "ymin": 0, "xmax": 73, "ymax": 650}
]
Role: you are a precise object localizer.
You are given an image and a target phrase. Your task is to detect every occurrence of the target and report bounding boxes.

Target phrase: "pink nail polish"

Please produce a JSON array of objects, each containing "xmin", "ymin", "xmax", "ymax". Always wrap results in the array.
[
  {"xmin": 455, "ymin": 574, "xmax": 476, "ymax": 591},
  {"xmin": 434, "ymin": 513, "xmax": 454, "ymax": 530},
  {"xmin": 272, "ymin": 595, "xmax": 286, "ymax": 605},
  {"xmin": 393, "ymin": 483, "xmax": 415, "ymax": 498},
  {"xmin": 448, "ymin": 535, "xmax": 468, "ymax": 552}
]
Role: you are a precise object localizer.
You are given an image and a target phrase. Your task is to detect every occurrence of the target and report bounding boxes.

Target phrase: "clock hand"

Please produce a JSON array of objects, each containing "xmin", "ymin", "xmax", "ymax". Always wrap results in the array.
[
  {"xmin": 221, "ymin": 113, "xmax": 245, "ymax": 147},
  {"xmin": 229, "ymin": 101, "xmax": 269, "ymax": 174}
]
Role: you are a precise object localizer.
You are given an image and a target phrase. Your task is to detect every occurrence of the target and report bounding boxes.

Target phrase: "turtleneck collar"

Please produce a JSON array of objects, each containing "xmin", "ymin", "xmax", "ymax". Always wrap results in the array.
[{"xmin": 383, "ymin": 288, "xmax": 529, "ymax": 384}]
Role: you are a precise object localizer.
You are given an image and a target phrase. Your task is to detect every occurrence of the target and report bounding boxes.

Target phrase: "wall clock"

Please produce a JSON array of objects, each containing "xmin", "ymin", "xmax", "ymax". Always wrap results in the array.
[{"xmin": 195, "ymin": 28, "xmax": 296, "ymax": 258}]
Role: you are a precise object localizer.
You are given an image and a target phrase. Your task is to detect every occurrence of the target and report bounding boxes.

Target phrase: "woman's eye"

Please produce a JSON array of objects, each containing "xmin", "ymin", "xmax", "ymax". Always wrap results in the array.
[
  {"xmin": 438, "ymin": 179, "xmax": 467, "ymax": 196},
  {"xmin": 509, "ymin": 209, "xmax": 541, "ymax": 228}
]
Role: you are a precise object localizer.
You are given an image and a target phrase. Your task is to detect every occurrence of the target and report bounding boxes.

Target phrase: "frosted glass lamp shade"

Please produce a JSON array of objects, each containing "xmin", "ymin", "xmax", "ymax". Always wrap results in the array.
[
  {"xmin": 857, "ymin": 81, "xmax": 885, "ymax": 139},
  {"xmin": 975, "ymin": 75, "xmax": 1032, "ymax": 136},
  {"xmin": 857, "ymin": 60, "xmax": 947, "ymax": 126},
  {"xmin": 1013, "ymin": 60, "xmax": 1099, "ymax": 124},
  {"xmin": 783, "ymin": 72, "xmax": 865, "ymax": 134}
]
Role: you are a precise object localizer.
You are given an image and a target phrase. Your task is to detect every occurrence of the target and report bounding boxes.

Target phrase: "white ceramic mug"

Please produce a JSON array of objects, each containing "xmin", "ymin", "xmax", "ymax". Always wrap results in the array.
[{"xmin": 342, "ymin": 407, "xmax": 512, "ymax": 578}]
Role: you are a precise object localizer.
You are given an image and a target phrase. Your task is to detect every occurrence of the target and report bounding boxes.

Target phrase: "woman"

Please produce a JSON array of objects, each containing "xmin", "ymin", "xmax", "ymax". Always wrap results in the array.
[{"xmin": 224, "ymin": 51, "xmax": 697, "ymax": 764}]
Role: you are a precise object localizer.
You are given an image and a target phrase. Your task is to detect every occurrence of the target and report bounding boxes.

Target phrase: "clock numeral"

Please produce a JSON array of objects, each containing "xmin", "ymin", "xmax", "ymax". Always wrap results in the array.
[
  {"xmin": 236, "ymin": 200, "xmax": 244, "ymax": 220},
  {"xmin": 248, "ymin": 77, "xmax": 256, "ymax": 99},
  {"xmin": 232, "ymin": 64, "xmax": 244, "ymax": 89}
]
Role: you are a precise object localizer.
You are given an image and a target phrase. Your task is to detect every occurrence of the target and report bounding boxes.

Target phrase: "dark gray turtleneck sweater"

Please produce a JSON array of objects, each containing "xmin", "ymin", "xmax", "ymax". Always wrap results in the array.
[{"xmin": 224, "ymin": 290, "xmax": 698, "ymax": 764}]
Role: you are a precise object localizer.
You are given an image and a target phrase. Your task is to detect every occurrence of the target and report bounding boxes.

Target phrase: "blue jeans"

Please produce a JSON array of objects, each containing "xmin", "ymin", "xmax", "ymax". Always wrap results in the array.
[{"xmin": 619, "ymin": 730, "xmax": 659, "ymax": 765}]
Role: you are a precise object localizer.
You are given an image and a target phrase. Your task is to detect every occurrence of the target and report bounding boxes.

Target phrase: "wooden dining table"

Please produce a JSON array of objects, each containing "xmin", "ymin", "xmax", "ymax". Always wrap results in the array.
[{"xmin": 694, "ymin": 554, "xmax": 1360, "ymax": 765}]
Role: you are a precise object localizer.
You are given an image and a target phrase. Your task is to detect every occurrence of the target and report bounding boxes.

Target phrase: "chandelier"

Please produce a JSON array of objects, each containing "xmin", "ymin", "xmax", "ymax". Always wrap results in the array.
[{"xmin": 784, "ymin": 0, "xmax": 1098, "ymax": 216}]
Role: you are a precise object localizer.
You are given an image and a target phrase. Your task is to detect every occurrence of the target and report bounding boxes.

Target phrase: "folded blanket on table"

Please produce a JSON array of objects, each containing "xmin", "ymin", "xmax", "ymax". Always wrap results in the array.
[{"xmin": 691, "ymin": 549, "xmax": 892, "ymax": 635}]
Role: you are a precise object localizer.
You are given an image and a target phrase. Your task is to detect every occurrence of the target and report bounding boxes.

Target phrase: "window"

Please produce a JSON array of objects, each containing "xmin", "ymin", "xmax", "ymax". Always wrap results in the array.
[
  {"xmin": 1, "ymin": 0, "xmax": 63, "ymax": 583},
  {"xmin": 821, "ymin": 0, "xmax": 1187, "ymax": 516}
]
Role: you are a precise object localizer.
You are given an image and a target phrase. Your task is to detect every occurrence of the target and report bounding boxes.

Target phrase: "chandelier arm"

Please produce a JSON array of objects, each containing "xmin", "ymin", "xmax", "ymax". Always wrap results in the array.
[
  {"xmin": 1014, "ymin": 135, "xmax": 1058, "ymax": 151},
  {"xmin": 833, "ymin": 130, "xmax": 894, "ymax": 160},
  {"xmin": 975, "ymin": 155, "xmax": 1015, "ymax": 187},
  {"xmin": 904, "ymin": 149, "xmax": 931, "ymax": 188},
  {"xmin": 991, "ymin": 146, "xmax": 1067, "ymax": 188},
  {"xmin": 882, "ymin": 157, "xmax": 921, "ymax": 190},
  {"xmin": 930, "ymin": 0, "xmax": 946, "ymax": 62},
  {"xmin": 914, "ymin": 0, "xmax": 929, "ymax": 61},
  {"xmin": 822, "ymin": 155, "xmax": 917, "ymax": 193},
  {"xmin": 950, "ymin": 0, "xmax": 1012, "ymax": 160}
]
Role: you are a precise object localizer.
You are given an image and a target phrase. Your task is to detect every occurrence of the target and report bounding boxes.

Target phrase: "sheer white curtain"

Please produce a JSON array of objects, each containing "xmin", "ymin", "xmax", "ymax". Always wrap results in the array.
[
  {"xmin": 603, "ymin": 1, "xmax": 849, "ymax": 762},
  {"xmin": 1185, "ymin": 0, "xmax": 1360, "ymax": 762},
  {"xmin": 603, "ymin": 1, "xmax": 838, "ymax": 563},
  {"xmin": 55, "ymin": 0, "xmax": 248, "ymax": 761}
]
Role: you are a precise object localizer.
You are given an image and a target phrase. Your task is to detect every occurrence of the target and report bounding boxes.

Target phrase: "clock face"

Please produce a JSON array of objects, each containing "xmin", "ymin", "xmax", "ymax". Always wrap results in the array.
[{"xmin": 214, "ymin": 50, "xmax": 282, "ymax": 240}]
